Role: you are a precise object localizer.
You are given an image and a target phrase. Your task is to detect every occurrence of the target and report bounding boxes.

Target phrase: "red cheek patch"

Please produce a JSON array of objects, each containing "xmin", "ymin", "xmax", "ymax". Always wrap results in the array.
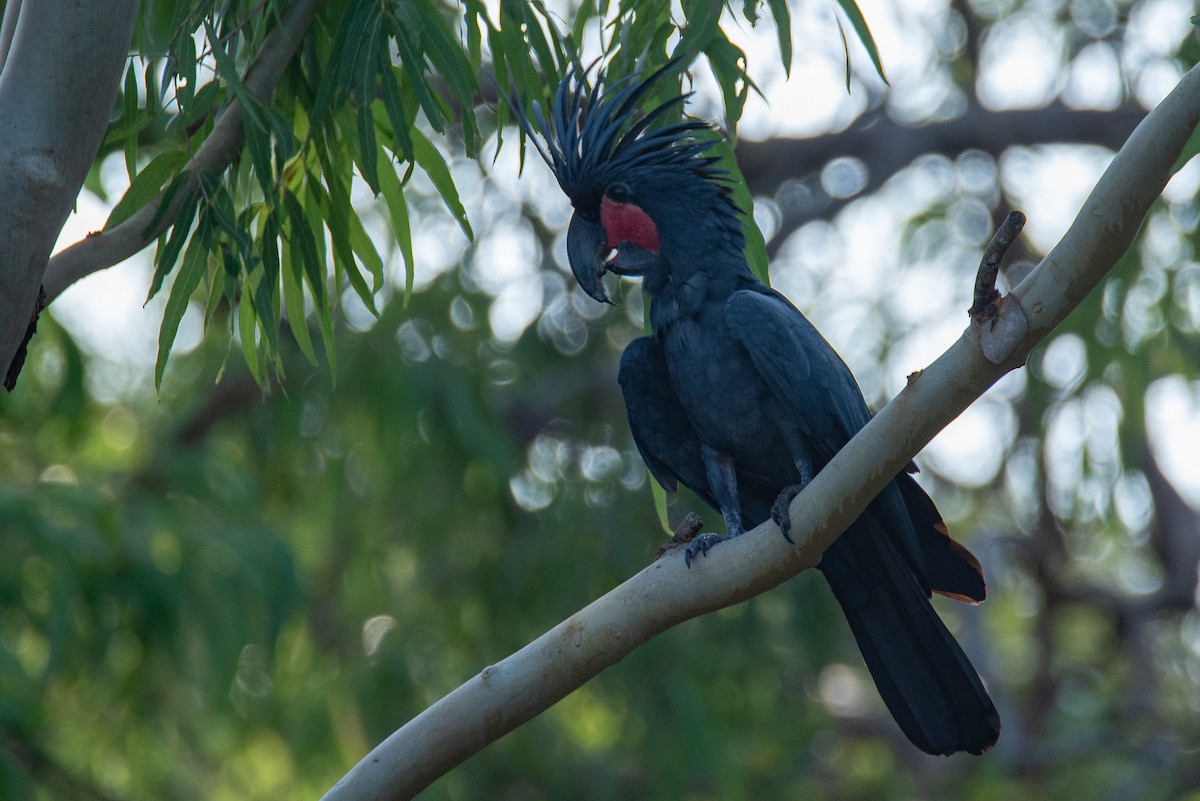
[{"xmin": 600, "ymin": 195, "xmax": 660, "ymax": 255}]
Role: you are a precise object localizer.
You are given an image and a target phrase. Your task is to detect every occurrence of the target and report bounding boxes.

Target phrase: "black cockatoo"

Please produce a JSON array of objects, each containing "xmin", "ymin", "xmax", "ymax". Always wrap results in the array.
[{"xmin": 519, "ymin": 62, "xmax": 1001, "ymax": 756}]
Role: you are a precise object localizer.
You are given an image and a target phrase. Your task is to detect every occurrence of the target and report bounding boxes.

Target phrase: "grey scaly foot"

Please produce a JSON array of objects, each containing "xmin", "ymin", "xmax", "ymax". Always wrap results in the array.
[
  {"xmin": 684, "ymin": 532, "xmax": 736, "ymax": 568},
  {"xmin": 771, "ymin": 484, "xmax": 804, "ymax": 544}
]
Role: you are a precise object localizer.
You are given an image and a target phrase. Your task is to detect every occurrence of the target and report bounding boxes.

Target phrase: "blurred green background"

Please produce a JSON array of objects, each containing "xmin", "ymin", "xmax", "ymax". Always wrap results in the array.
[{"xmin": 5, "ymin": 0, "xmax": 1200, "ymax": 799}]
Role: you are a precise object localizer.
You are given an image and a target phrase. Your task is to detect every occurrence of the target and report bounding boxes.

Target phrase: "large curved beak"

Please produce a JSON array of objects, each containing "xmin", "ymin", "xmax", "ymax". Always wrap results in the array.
[{"xmin": 566, "ymin": 213, "xmax": 614, "ymax": 304}]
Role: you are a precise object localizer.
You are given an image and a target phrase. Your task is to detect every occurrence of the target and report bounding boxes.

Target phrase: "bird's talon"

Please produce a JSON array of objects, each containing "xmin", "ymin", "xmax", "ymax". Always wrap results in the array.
[
  {"xmin": 683, "ymin": 532, "xmax": 730, "ymax": 568},
  {"xmin": 771, "ymin": 484, "xmax": 804, "ymax": 544}
]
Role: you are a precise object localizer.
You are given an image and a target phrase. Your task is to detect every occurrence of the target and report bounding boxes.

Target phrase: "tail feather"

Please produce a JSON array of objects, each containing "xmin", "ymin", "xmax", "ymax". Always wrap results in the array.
[
  {"xmin": 819, "ymin": 522, "xmax": 1000, "ymax": 756},
  {"xmin": 895, "ymin": 472, "xmax": 987, "ymax": 604}
]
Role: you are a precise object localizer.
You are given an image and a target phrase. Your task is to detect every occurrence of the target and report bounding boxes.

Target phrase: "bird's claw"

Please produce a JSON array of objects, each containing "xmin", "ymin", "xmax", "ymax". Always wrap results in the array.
[
  {"xmin": 684, "ymin": 532, "xmax": 733, "ymax": 568},
  {"xmin": 771, "ymin": 484, "xmax": 804, "ymax": 544}
]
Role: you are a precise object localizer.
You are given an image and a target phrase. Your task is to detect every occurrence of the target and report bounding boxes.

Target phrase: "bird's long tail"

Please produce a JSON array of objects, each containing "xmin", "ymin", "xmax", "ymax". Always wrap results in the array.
[{"xmin": 817, "ymin": 517, "xmax": 1000, "ymax": 756}]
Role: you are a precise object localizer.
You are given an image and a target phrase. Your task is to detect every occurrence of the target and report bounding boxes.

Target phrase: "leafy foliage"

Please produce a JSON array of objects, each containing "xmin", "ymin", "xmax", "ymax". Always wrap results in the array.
[
  {"xmin": 102, "ymin": 0, "xmax": 890, "ymax": 389},
  {"xmin": 8, "ymin": 0, "xmax": 1200, "ymax": 799}
]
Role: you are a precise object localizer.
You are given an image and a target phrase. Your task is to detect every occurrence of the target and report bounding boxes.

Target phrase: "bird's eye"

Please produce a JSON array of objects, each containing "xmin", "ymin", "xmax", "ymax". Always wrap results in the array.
[{"xmin": 606, "ymin": 184, "xmax": 631, "ymax": 203}]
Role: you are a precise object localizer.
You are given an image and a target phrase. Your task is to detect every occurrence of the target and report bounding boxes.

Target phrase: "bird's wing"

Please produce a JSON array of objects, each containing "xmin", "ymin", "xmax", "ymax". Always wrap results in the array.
[
  {"xmin": 724, "ymin": 288, "xmax": 872, "ymax": 459},
  {"xmin": 618, "ymin": 336, "xmax": 716, "ymax": 509},
  {"xmin": 725, "ymin": 288, "xmax": 928, "ymax": 577}
]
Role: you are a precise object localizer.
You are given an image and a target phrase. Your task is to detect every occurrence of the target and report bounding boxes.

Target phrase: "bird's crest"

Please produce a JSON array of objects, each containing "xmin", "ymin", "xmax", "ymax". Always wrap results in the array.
[{"xmin": 515, "ymin": 60, "xmax": 728, "ymax": 210}]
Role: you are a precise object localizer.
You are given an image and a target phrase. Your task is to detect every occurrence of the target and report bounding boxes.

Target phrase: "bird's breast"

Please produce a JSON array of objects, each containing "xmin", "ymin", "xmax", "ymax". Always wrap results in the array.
[{"xmin": 659, "ymin": 314, "xmax": 778, "ymax": 459}]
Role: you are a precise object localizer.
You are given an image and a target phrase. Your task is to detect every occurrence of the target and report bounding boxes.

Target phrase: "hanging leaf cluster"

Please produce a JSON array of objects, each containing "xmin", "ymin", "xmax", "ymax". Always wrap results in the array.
[{"xmin": 101, "ymin": 0, "xmax": 885, "ymax": 390}]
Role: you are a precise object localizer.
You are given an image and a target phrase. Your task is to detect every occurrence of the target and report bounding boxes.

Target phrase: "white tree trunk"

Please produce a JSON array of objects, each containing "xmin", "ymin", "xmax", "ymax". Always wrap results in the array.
[{"xmin": 0, "ymin": 0, "xmax": 138, "ymax": 378}]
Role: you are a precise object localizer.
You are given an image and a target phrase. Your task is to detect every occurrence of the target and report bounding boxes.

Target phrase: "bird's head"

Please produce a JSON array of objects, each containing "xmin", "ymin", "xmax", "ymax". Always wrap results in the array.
[{"xmin": 516, "ymin": 61, "xmax": 743, "ymax": 303}]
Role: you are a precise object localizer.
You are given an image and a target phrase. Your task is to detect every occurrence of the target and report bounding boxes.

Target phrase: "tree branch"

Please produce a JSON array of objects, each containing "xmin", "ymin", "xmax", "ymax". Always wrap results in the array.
[
  {"xmin": 735, "ymin": 101, "xmax": 1147, "ymax": 257},
  {"xmin": 40, "ymin": 0, "xmax": 327, "ymax": 305},
  {"xmin": 0, "ymin": 0, "xmax": 137, "ymax": 381},
  {"xmin": 321, "ymin": 59, "xmax": 1200, "ymax": 801}
]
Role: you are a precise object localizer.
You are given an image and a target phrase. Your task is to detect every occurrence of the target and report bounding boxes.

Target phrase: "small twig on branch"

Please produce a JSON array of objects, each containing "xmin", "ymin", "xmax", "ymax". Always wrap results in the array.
[
  {"xmin": 970, "ymin": 210, "xmax": 1026, "ymax": 320},
  {"xmin": 321, "ymin": 59, "xmax": 1200, "ymax": 801},
  {"xmin": 655, "ymin": 511, "xmax": 704, "ymax": 559}
]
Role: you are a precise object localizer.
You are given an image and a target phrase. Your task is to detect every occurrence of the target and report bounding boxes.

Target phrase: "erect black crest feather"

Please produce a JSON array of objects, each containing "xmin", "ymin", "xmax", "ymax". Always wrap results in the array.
[{"xmin": 515, "ymin": 59, "xmax": 727, "ymax": 207}]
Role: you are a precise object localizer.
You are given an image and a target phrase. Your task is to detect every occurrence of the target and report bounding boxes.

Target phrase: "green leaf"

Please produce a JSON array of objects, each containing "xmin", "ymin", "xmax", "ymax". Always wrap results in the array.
[
  {"xmin": 205, "ymin": 187, "xmax": 255, "ymax": 260},
  {"xmin": 500, "ymin": 1, "xmax": 559, "ymax": 103},
  {"xmin": 204, "ymin": 19, "xmax": 267, "ymax": 130},
  {"xmin": 646, "ymin": 21, "xmax": 678, "ymax": 63},
  {"xmin": 280, "ymin": 224, "xmax": 318, "ymax": 366},
  {"xmin": 283, "ymin": 190, "xmax": 324, "ymax": 305},
  {"xmin": 705, "ymin": 131, "xmax": 769, "ymax": 284},
  {"xmin": 244, "ymin": 109, "xmax": 276, "ymax": 203},
  {"xmin": 834, "ymin": 0, "xmax": 888, "ymax": 85},
  {"xmin": 354, "ymin": 12, "xmax": 383, "ymax": 192},
  {"xmin": 462, "ymin": 0, "xmax": 484, "ymax": 66},
  {"xmin": 144, "ymin": 58, "xmax": 163, "ymax": 117},
  {"xmin": 105, "ymin": 150, "xmax": 189, "ymax": 230},
  {"xmin": 525, "ymin": 2, "xmax": 564, "ymax": 77},
  {"xmin": 155, "ymin": 212, "xmax": 211, "ymax": 390},
  {"xmin": 311, "ymin": 5, "xmax": 359, "ymax": 129},
  {"xmin": 392, "ymin": 5, "xmax": 444, "ymax": 133},
  {"xmin": 147, "ymin": 190, "xmax": 199, "ymax": 303},
  {"xmin": 356, "ymin": 101, "xmax": 380, "ymax": 192},
  {"xmin": 650, "ymin": 475, "xmax": 673, "ymax": 537},
  {"xmin": 377, "ymin": 148, "xmax": 414, "ymax": 306},
  {"xmin": 176, "ymin": 79, "xmax": 221, "ymax": 137},
  {"xmin": 765, "ymin": 0, "xmax": 793, "ymax": 76},
  {"xmin": 360, "ymin": 15, "xmax": 389, "ymax": 80},
  {"xmin": 1170, "ymin": 117, "xmax": 1200, "ymax": 176},
  {"xmin": 411, "ymin": 0, "xmax": 480, "ymax": 153},
  {"xmin": 259, "ymin": 209, "xmax": 282, "ymax": 293},
  {"xmin": 239, "ymin": 280, "xmax": 263, "ymax": 387},
  {"xmin": 570, "ymin": 0, "xmax": 591, "ymax": 43},
  {"xmin": 263, "ymin": 106, "xmax": 296, "ymax": 173},
  {"xmin": 104, "ymin": 109, "xmax": 151, "ymax": 150},
  {"xmin": 285, "ymin": 189, "xmax": 337, "ymax": 377},
  {"xmin": 412, "ymin": 128, "xmax": 472, "ymax": 240},
  {"xmin": 742, "ymin": 205, "xmax": 770, "ymax": 286},
  {"xmin": 202, "ymin": 251, "xmax": 226, "ymax": 327},
  {"xmin": 123, "ymin": 65, "xmax": 139, "ymax": 179},
  {"xmin": 173, "ymin": 31, "xmax": 197, "ymax": 110},
  {"xmin": 703, "ymin": 35, "xmax": 758, "ymax": 135},
  {"xmin": 336, "ymin": 3, "xmax": 377, "ymax": 98},
  {"xmin": 310, "ymin": 174, "xmax": 379, "ymax": 318},
  {"xmin": 834, "ymin": 12, "xmax": 852, "ymax": 92},
  {"xmin": 244, "ymin": 214, "xmax": 280, "ymax": 355},
  {"xmin": 345, "ymin": 199, "xmax": 384, "ymax": 296},
  {"xmin": 144, "ymin": 172, "xmax": 192, "ymax": 238},
  {"xmin": 378, "ymin": 63, "xmax": 415, "ymax": 159},
  {"xmin": 677, "ymin": 0, "xmax": 723, "ymax": 56}
]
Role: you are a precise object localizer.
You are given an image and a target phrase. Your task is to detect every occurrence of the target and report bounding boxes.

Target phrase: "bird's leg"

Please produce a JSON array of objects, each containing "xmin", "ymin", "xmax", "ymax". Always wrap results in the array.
[
  {"xmin": 771, "ymin": 435, "xmax": 816, "ymax": 544},
  {"xmin": 685, "ymin": 445, "xmax": 744, "ymax": 568}
]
